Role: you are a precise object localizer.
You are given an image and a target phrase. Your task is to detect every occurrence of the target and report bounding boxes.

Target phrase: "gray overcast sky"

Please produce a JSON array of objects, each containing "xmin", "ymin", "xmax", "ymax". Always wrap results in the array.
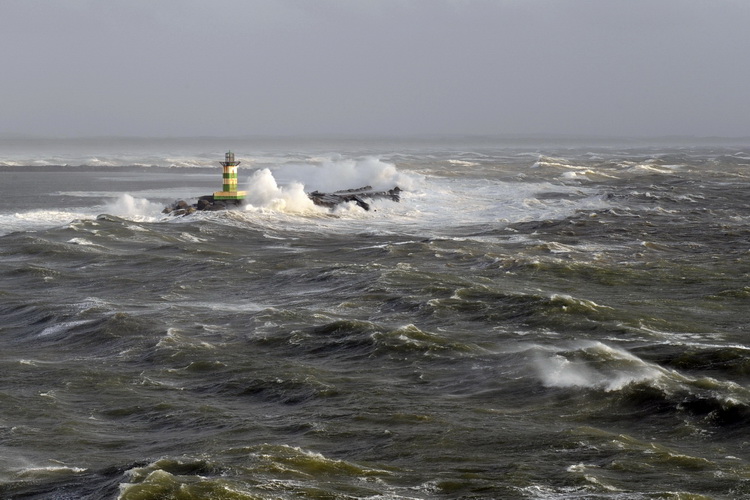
[{"xmin": 2, "ymin": 0, "xmax": 749, "ymax": 138}]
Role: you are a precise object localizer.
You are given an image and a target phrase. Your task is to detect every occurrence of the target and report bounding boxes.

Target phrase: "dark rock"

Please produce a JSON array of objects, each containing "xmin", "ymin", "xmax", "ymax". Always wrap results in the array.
[{"xmin": 308, "ymin": 186, "xmax": 401, "ymax": 211}]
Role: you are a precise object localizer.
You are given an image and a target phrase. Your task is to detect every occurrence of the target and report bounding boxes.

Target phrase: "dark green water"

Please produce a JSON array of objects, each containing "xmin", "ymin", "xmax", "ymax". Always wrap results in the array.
[{"xmin": 1, "ymin": 141, "xmax": 750, "ymax": 498}]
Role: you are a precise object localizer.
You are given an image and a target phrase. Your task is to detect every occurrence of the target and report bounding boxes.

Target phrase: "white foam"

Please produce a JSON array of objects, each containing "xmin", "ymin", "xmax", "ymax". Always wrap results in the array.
[
  {"xmin": 103, "ymin": 193, "xmax": 163, "ymax": 220},
  {"xmin": 243, "ymin": 168, "xmax": 323, "ymax": 213},
  {"xmin": 533, "ymin": 341, "xmax": 667, "ymax": 391},
  {"xmin": 65, "ymin": 237, "xmax": 112, "ymax": 252},
  {"xmin": 0, "ymin": 209, "xmax": 91, "ymax": 236},
  {"xmin": 38, "ymin": 320, "xmax": 94, "ymax": 337},
  {"xmin": 16, "ymin": 465, "xmax": 88, "ymax": 478},
  {"xmin": 239, "ymin": 156, "xmax": 420, "ymax": 215},
  {"xmin": 229, "ymin": 167, "xmax": 611, "ymax": 241},
  {"xmin": 447, "ymin": 159, "xmax": 480, "ymax": 167},
  {"xmin": 178, "ymin": 232, "xmax": 206, "ymax": 243},
  {"xmin": 0, "ymin": 194, "xmax": 161, "ymax": 236},
  {"xmin": 270, "ymin": 156, "xmax": 419, "ymax": 192},
  {"xmin": 532, "ymin": 155, "xmax": 590, "ymax": 171},
  {"xmin": 628, "ymin": 163, "xmax": 680, "ymax": 174}
]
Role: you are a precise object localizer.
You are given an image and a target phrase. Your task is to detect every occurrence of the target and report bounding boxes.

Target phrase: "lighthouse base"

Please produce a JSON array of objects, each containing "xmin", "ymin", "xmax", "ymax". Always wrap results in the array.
[
  {"xmin": 213, "ymin": 191, "xmax": 247, "ymax": 201},
  {"xmin": 162, "ymin": 195, "xmax": 243, "ymax": 216}
]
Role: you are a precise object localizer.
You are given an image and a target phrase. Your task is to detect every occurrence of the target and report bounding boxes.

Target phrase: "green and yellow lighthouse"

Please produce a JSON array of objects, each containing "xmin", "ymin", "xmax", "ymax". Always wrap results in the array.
[{"xmin": 214, "ymin": 151, "xmax": 247, "ymax": 201}]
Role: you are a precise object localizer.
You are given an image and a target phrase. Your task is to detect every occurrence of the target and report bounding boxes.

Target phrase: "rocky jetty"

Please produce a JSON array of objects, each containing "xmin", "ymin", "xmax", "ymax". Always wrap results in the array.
[
  {"xmin": 163, "ymin": 186, "xmax": 401, "ymax": 216},
  {"xmin": 162, "ymin": 195, "xmax": 243, "ymax": 216},
  {"xmin": 308, "ymin": 186, "xmax": 401, "ymax": 211}
]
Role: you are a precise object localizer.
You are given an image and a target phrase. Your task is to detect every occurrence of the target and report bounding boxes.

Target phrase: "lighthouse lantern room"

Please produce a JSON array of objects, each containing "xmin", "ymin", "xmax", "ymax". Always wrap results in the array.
[{"xmin": 214, "ymin": 151, "xmax": 247, "ymax": 201}]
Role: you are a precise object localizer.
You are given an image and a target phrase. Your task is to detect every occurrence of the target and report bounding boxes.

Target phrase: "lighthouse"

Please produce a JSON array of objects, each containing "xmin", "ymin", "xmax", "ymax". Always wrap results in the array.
[{"xmin": 214, "ymin": 151, "xmax": 247, "ymax": 201}]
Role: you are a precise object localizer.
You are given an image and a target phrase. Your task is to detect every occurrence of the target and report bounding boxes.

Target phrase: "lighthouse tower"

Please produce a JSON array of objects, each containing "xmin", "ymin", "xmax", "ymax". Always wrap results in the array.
[{"xmin": 214, "ymin": 151, "xmax": 247, "ymax": 201}]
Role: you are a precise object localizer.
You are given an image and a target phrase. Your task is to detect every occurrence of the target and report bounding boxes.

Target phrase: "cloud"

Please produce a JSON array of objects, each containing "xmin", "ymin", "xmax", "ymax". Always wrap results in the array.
[{"xmin": 1, "ymin": 0, "xmax": 749, "ymax": 138}]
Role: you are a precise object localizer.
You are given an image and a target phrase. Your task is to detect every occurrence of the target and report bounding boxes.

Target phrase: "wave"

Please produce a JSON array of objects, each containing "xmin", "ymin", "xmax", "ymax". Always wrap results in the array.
[
  {"xmin": 0, "ymin": 209, "xmax": 94, "ymax": 237},
  {"xmin": 533, "ymin": 341, "xmax": 666, "ymax": 392},
  {"xmin": 447, "ymin": 159, "xmax": 480, "ymax": 167},
  {"xmin": 622, "ymin": 161, "xmax": 683, "ymax": 174},
  {"xmin": 532, "ymin": 341, "xmax": 750, "ymax": 429},
  {"xmin": 104, "ymin": 194, "xmax": 170, "ymax": 220},
  {"xmin": 235, "ymin": 156, "xmax": 420, "ymax": 214},
  {"xmin": 242, "ymin": 168, "xmax": 324, "ymax": 214},
  {"xmin": 531, "ymin": 155, "xmax": 589, "ymax": 170},
  {"xmin": 270, "ymin": 156, "xmax": 418, "ymax": 192},
  {"xmin": 0, "ymin": 194, "xmax": 165, "ymax": 237},
  {"xmin": 117, "ymin": 447, "xmax": 393, "ymax": 500},
  {"xmin": 1, "ymin": 151, "xmax": 616, "ymax": 241}
]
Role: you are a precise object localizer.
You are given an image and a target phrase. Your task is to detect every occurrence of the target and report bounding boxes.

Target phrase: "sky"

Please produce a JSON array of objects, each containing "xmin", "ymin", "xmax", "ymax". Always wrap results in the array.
[{"xmin": 1, "ymin": 0, "xmax": 749, "ymax": 139}]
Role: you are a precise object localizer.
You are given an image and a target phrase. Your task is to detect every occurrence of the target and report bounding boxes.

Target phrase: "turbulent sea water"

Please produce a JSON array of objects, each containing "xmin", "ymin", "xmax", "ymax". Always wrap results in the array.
[{"xmin": 1, "ymin": 137, "xmax": 750, "ymax": 499}]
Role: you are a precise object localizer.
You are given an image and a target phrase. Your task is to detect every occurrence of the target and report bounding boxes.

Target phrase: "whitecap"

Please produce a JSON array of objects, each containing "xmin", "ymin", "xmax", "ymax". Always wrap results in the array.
[
  {"xmin": 532, "ymin": 341, "xmax": 668, "ymax": 391},
  {"xmin": 104, "ymin": 193, "xmax": 164, "ymax": 220}
]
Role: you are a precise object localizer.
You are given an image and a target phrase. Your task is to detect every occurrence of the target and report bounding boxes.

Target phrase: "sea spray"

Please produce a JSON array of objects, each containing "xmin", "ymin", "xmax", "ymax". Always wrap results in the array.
[
  {"xmin": 532, "ymin": 341, "xmax": 668, "ymax": 391},
  {"xmin": 242, "ymin": 157, "xmax": 418, "ymax": 214},
  {"xmin": 272, "ymin": 156, "xmax": 420, "ymax": 193},
  {"xmin": 104, "ymin": 193, "xmax": 164, "ymax": 220},
  {"xmin": 243, "ymin": 168, "xmax": 322, "ymax": 213}
]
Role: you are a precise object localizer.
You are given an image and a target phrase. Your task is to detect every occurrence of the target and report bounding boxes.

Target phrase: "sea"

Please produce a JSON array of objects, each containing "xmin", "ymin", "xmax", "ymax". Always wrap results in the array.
[{"xmin": 1, "ymin": 136, "xmax": 749, "ymax": 499}]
